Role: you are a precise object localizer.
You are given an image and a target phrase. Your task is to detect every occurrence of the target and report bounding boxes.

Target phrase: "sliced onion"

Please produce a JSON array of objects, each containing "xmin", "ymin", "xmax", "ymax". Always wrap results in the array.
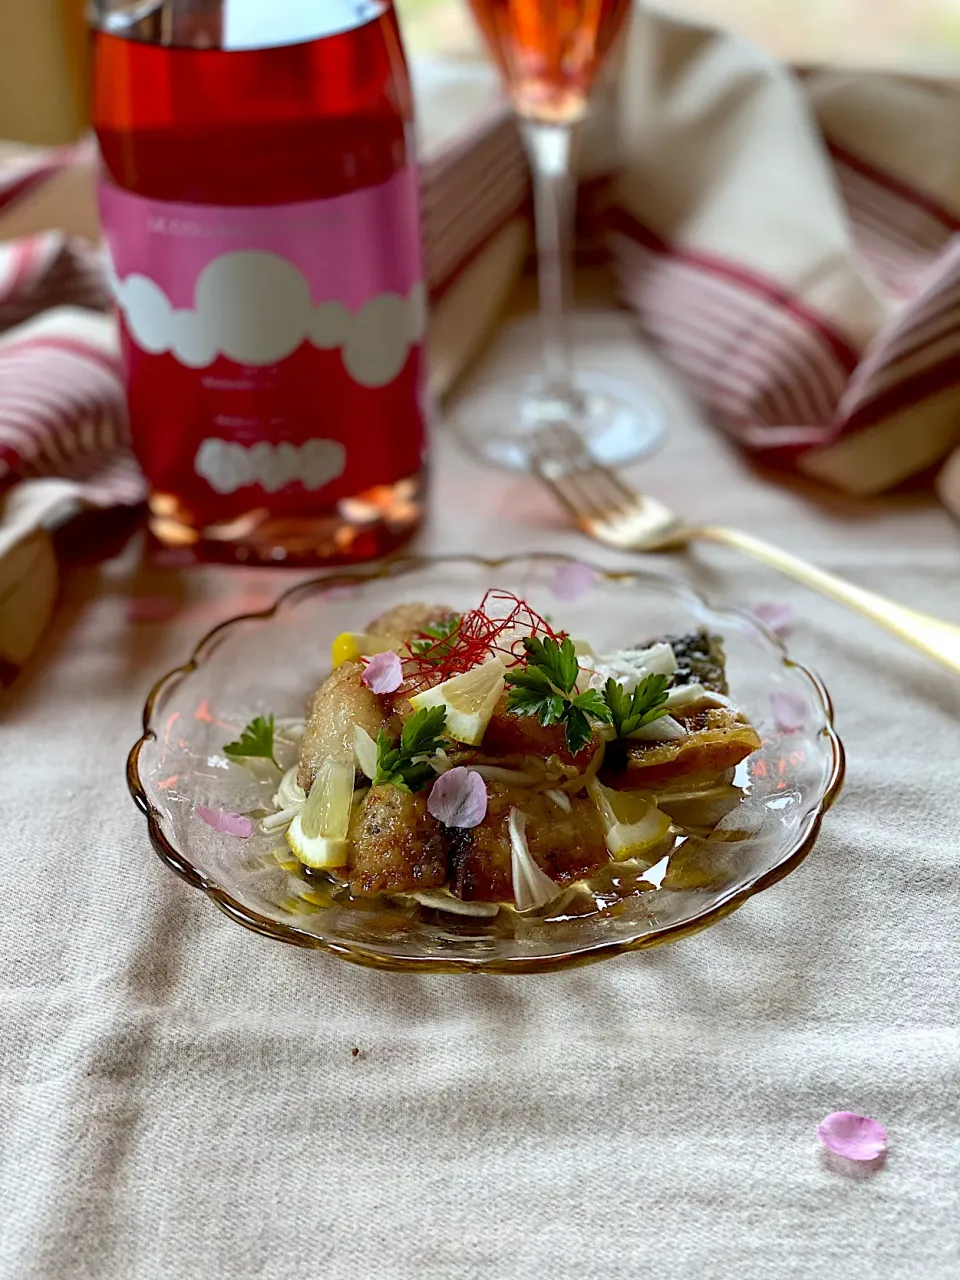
[
  {"xmin": 274, "ymin": 765, "xmax": 306, "ymax": 811},
  {"xmin": 637, "ymin": 642, "xmax": 679, "ymax": 676},
  {"xmin": 353, "ymin": 724, "xmax": 379, "ymax": 781},
  {"xmin": 664, "ymin": 683, "xmax": 707, "ymax": 710},
  {"xmin": 664, "ymin": 683, "xmax": 738, "ymax": 713},
  {"xmin": 261, "ymin": 805, "xmax": 302, "ymax": 832},
  {"xmin": 545, "ymin": 789, "xmax": 572, "ymax": 812},
  {"xmin": 351, "ymin": 786, "xmax": 369, "ymax": 813},
  {"xmin": 628, "ymin": 715, "xmax": 686, "ymax": 742},
  {"xmin": 655, "ymin": 783, "xmax": 742, "ymax": 827},
  {"xmin": 509, "ymin": 809, "xmax": 561, "ymax": 912},
  {"xmin": 410, "ymin": 891, "xmax": 500, "ymax": 918},
  {"xmin": 274, "ymin": 718, "xmax": 305, "ymax": 742},
  {"xmin": 471, "ymin": 764, "xmax": 543, "ymax": 786}
]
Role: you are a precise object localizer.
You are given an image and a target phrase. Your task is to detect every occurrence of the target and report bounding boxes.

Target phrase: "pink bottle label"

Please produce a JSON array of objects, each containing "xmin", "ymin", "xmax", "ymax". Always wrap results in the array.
[{"xmin": 98, "ymin": 168, "xmax": 427, "ymax": 508}]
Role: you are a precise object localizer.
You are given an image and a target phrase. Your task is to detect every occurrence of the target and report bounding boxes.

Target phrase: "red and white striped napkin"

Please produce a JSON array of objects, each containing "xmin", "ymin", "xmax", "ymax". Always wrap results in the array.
[
  {"xmin": 0, "ymin": 142, "xmax": 134, "ymax": 502},
  {"xmin": 609, "ymin": 19, "xmax": 960, "ymax": 495}
]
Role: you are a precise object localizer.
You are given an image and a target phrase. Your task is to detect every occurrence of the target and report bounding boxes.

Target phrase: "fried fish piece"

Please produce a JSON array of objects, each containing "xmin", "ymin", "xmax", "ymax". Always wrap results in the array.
[
  {"xmin": 479, "ymin": 693, "xmax": 603, "ymax": 766},
  {"xmin": 348, "ymin": 785, "xmax": 449, "ymax": 894},
  {"xmin": 297, "ymin": 661, "xmax": 384, "ymax": 792},
  {"xmin": 596, "ymin": 628, "xmax": 758, "ymax": 792},
  {"xmin": 367, "ymin": 602, "xmax": 455, "ymax": 651},
  {"xmin": 599, "ymin": 704, "xmax": 761, "ymax": 792},
  {"xmin": 298, "ymin": 605, "xmax": 453, "ymax": 791},
  {"xmin": 449, "ymin": 785, "xmax": 609, "ymax": 902}
]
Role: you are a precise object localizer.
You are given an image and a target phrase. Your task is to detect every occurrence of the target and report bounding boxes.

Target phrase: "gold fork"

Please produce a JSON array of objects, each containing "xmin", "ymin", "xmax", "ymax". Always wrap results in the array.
[{"xmin": 530, "ymin": 425, "xmax": 960, "ymax": 676}]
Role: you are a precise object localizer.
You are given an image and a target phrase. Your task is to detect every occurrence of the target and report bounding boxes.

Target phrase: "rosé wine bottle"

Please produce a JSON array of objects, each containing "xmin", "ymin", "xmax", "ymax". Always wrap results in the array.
[{"xmin": 90, "ymin": 0, "xmax": 428, "ymax": 564}]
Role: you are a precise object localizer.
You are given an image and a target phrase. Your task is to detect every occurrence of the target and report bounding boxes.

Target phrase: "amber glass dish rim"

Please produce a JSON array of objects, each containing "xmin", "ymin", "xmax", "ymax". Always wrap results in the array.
[{"xmin": 126, "ymin": 552, "xmax": 846, "ymax": 974}]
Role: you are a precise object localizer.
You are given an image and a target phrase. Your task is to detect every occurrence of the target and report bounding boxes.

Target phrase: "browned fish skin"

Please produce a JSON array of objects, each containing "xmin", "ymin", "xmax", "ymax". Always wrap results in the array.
[
  {"xmin": 655, "ymin": 630, "xmax": 729, "ymax": 695},
  {"xmin": 448, "ymin": 785, "xmax": 513, "ymax": 901},
  {"xmin": 449, "ymin": 785, "xmax": 609, "ymax": 902},
  {"xmin": 297, "ymin": 661, "xmax": 384, "ymax": 792},
  {"xmin": 349, "ymin": 785, "xmax": 449, "ymax": 894},
  {"xmin": 479, "ymin": 693, "xmax": 602, "ymax": 765},
  {"xmin": 599, "ymin": 704, "xmax": 761, "ymax": 792}
]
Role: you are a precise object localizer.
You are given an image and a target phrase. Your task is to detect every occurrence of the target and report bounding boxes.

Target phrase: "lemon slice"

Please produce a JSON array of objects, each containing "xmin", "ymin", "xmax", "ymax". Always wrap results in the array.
[
  {"xmin": 286, "ymin": 816, "xmax": 351, "ymax": 869},
  {"xmin": 286, "ymin": 757, "xmax": 354, "ymax": 868},
  {"xmin": 330, "ymin": 631, "xmax": 394, "ymax": 668},
  {"xmin": 408, "ymin": 658, "xmax": 504, "ymax": 746},
  {"xmin": 587, "ymin": 779, "xmax": 673, "ymax": 861}
]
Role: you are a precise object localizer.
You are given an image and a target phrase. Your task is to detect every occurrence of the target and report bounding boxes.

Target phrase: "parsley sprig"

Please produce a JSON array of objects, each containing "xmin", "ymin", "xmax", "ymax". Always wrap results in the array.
[
  {"xmin": 505, "ymin": 636, "xmax": 612, "ymax": 755},
  {"xmin": 409, "ymin": 614, "xmax": 462, "ymax": 665},
  {"xmin": 223, "ymin": 714, "xmax": 279, "ymax": 769},
  {"xmin": 374, "ymin": 706, "xmax": 448, "ymax": 791},
  {"xmin": 603, "ymin": 673, "xmax": 671, "ymax": 737}
]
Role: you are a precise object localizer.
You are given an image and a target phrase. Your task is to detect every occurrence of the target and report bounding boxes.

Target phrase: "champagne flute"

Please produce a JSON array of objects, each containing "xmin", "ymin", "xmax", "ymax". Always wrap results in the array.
[{"xmin": 454, "ymin": 0, "xmax": 663, "ymax": 470}]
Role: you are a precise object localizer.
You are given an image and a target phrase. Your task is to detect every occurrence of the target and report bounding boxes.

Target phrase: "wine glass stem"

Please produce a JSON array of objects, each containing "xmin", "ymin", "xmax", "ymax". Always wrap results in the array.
[{"xmin": 521, "ymin": 120, "xmax": 576, "ymax": 402}]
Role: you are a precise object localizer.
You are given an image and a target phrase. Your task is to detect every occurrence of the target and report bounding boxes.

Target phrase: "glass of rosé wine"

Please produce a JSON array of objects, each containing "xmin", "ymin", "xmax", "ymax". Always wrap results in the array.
[{"xmin": 454, "ymin": 0, "xmax": 663, "ymax": 470}]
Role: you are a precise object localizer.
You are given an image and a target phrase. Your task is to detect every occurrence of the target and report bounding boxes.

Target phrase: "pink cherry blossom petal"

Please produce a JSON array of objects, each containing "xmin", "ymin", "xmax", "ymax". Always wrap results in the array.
[
  {"xmin": 549, "ymin": 561, "xmax": 597, "ymax": 601},
  {"xmin": 754, "ymin": 601, "xmax": 795, "ymax": 637},
  {"xmin": 195, "ymin": 805, "xmax": 253, "ymax": 838},
  {"xmin": 770, "ymin": 690, "xmax": 806, "ymax": 734},
  {"xmin": 361, "ymin": 650, "xmax": 403, "ymax": 694},
  {"xmin": 817, "ymin": 1112, "xmax": 888, "ymax": 1162},
  {"xmin": 428, "ymin": 767, "xmax": 488, "ymax": 828}
]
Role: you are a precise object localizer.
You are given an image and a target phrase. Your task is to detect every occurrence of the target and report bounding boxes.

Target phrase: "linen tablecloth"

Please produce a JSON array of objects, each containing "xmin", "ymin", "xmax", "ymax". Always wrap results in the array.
[{"xmin": 3, "ymin": 314, "xmax": 959, "ymax": 1278}]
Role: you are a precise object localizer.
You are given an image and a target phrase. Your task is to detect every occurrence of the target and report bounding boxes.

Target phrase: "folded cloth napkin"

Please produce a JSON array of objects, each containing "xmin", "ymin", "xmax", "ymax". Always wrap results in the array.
[
  {"xmin": 609, "ymin": 15, "xmax": 960, "ymax": 495},
  {"xmin": 2, "ymin": 11, "xmax": 959, "ymax": 678}
]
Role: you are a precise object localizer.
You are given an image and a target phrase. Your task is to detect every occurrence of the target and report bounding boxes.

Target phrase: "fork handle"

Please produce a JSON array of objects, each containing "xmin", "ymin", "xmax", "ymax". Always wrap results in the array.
[{"xmin": 696, "ymin": 524, "xmax": 960, "ymax": 676}]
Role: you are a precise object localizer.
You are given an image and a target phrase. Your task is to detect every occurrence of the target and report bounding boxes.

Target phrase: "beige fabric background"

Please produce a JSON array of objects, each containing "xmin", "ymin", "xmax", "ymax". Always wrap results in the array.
[{"xmin": 2, "ymin": 312, "xmax": 959, "ymax": 1278}]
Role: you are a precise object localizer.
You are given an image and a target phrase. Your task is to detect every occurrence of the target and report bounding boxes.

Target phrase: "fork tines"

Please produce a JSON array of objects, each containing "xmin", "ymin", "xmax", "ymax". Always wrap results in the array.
[{"xmin": 528, "ymin": 424, "xmax": 637, "ymax": 525}]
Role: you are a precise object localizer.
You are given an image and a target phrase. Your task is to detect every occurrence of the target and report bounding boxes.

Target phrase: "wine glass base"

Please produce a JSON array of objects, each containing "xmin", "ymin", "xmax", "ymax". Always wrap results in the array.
[{"xmin": 452, "ymin": 370, "xmax": 664, "ymax": 472}]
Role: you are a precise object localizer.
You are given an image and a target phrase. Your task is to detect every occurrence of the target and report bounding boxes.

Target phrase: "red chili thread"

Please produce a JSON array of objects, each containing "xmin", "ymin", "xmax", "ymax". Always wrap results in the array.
[{"xmin": 403, "ymin": 590, "xmax": 563, "ymax": 689}]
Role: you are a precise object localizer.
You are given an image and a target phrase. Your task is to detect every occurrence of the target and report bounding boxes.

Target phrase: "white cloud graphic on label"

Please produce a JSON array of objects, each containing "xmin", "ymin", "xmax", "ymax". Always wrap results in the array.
[
  {"xmin": 111, "ymin": 251, "xmax": 425, "ymax": 387},
  {"xmin": 195, "ymin": 438, "xmax": 346, "ymax": 494}
]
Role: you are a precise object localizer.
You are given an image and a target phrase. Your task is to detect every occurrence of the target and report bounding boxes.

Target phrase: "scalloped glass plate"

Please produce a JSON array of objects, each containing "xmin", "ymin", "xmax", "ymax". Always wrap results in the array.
[{"xmin": 127, "ymin": 555, "xmax": 844, "ymax": 973}]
